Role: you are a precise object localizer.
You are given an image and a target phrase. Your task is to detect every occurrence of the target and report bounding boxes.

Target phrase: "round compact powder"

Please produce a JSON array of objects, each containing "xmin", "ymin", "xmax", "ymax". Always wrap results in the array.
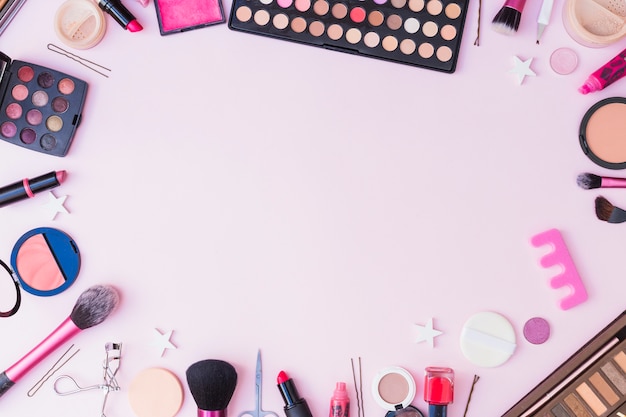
[
  {"xmin": 579, "ymin": 97, "xmax": 626, "ymax": 169},
  {"xmin": 128, "ymin": 368, "xmax": 184, "ymax": 417},
  {"xmin": 460, "ymin": 311, "xmax": 517, "ymax": 367},
  {"xmin": 550, "ymin": 47, "xmax": 578, "ymax": 75},
  {"xmin": 54, "ymin": 0, "xmax": 107, "ymax": 49},
  {"xmin": 371, "ymin": 366, "xmax": 416, "ymax": 410}
]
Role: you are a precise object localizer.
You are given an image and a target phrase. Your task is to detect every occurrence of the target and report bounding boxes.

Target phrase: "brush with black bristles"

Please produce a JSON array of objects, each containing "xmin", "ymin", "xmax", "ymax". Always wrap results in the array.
[
  {"xmin": 0, "ymin": 285, "xmax": 120, "ymax": 398},
  {"xmin": 577, "ymin": 173, "xmax": 626, "ymax": 190},
  {"xmin": 186, "ymin": 359, "xmax": 238, "ymax": 417},
  {"xmin": 492, "ymin": 0, "xmax": 526, "ymax": 35},
  {"xmin": 595, "ymin": 196, "xmax": 626, "ymax": 223}
]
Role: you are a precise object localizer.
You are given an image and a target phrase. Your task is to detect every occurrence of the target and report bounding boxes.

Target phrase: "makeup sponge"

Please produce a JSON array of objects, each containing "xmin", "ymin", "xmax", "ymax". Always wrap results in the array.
[{"xmin": 186, "ymin": 359, "xmax": 237, "ymax": 415}]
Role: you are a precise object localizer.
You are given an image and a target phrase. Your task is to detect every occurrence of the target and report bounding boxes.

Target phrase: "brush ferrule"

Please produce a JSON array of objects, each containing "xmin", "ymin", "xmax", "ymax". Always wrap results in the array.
[
  {"xmin": 198, "ymin": 410, "xmax": 226, "ymax": 417},
  {"xmin": 503, "ymin": 0, "xmax": 525, "ymax": 12},
  {"xmin": 601, "ymin": 177, "xmax": 626, "ymax": 188},
  {"xmin": 5, "ymin": 316, "xmax": 80, "ymax": 382}
]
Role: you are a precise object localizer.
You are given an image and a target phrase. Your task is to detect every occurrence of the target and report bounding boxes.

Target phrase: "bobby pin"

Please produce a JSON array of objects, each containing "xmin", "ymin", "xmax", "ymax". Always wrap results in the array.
[
  {"xmin": 463, "ymin": 375, "xmax": 480, "ymax": 417},
  {"xmin": 474, "ymin": 0, "xmax": 482, "ymax": 46},
  {"xmin": 54, "ymin": 342, "xmax": 122, "ymax": 417},
  {"xmin": 47, "ymin": 43, "xmax": 112, "ymax": 78},
  {"xmin": 351, "ymin": 357, "xmax": 365, "ymax": 417},
  {"xmin": 27, "ymin": 344, "xmax": 80, "ymax": 397}
]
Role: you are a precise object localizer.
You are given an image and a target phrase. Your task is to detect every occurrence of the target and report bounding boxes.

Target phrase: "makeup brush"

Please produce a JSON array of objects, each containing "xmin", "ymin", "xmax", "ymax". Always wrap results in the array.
[
  {"xmin": 595, "ymin": 196, "xmax": 626, "ymax": 223},
  {"xmin": 492, "ymin": 0, "xmax": 526, "ymax": 35},
  {"xmin": 577, "ymin": 173, "xmax": 626, "ymax": 189},
  {"xmin": 0, "ymin": 285, "xmax": 120, "ymax": 398},
  {"xmin": 186, "ymin": 359, "xmax": 238, "ymax": 417}
]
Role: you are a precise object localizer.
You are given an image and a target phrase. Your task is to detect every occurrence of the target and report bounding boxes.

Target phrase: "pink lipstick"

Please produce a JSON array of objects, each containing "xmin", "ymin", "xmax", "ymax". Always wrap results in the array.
[
  {"xmin": 277, "ymin": 371, "xmax": 313, "ymax": 417},
  {"xmin": 94, "ymin": 0, "xmax": 143, "ymax": 31}
]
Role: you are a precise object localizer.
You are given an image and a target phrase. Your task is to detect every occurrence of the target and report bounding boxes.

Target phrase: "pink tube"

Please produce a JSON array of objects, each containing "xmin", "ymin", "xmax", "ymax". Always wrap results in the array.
[
  {"xmin": 503, "ymin": 0, "xmax": 526, "ymax": 12},
  {"xmin": 579, "ymin": 48, "xmax": 626, "ymax": 94},
  {"xmin": 5, "ymin": 317, "xmax": 81, "ymax": 382},
  {"xmin": 198, "ymin": 411, "xmax": 226, "ymax": 417}
]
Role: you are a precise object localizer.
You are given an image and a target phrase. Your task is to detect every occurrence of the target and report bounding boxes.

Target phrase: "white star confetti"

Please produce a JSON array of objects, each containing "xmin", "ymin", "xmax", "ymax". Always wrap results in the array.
[
  {"xmin": 41, "ymin": 191, "xmax": 69, "ymax": 220},
  {"xmin": 151, "ymin": 328, "xmax": 177, "ymax": 357},
  {"xmin": 414, "ymin": 318, "xmax": 443, "ymax": 348},
  {"xmin": 509, "ymin": 56, "xmax": 536, "ymax": 85}
]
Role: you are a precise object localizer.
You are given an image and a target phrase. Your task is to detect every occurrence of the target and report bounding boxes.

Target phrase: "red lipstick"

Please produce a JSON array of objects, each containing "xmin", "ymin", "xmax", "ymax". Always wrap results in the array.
[{"xmin": 276, "ymin": 371, "xmax": 313, "ymax": 417}]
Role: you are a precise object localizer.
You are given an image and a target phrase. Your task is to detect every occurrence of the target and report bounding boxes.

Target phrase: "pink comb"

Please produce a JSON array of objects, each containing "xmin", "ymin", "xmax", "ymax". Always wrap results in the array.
[{"xmin": 530, "ymin": 229, "xmax": 588, "ymax": 310}]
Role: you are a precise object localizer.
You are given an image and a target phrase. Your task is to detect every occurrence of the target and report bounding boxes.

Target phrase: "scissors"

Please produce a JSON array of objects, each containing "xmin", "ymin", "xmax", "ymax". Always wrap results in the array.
[{"xmin": 239, "ymin": 350, "xmax": 280, "ymax": 417}]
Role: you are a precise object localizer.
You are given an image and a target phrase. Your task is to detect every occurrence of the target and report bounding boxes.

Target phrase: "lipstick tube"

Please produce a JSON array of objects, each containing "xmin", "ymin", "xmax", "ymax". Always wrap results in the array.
[
  {"xmin": 277, "ymin": 371, "xmax": 313, "ymax": 417},
  {"xmin": 0, "ymin": 171, "xmax": 66, "ymax": 208},
  {"xmin": 94, "ymin": 0, "xmax": 143, "ymax": 31},
  {"xmin": 424, "ymin": 367, "xmax": 454, "ymax": 417}
]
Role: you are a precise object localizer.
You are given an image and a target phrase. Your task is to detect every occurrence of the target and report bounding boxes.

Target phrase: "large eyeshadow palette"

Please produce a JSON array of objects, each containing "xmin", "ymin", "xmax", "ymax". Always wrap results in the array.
[
  {"xmin": 228, "ymin": 0, "xmax": 469, "ymax": 72},
  {"xmin": 503, "ymin": 311, "xmax": 626, "ymax": 417},
  {"xmin": 0, "ymin": 52, "xmax": 88, "ymax": 157}
]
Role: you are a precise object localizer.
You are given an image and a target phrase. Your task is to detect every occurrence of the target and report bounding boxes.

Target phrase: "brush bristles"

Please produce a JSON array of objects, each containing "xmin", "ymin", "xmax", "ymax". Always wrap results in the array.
[
  {"xmin": 577, "ymin": 173, "xmax": 602, "ymax": 190},
  {"xmin": 70, "ymin": 285, "xmax": 120, "ymax": 330},
  {"xmin": 491, "ymin": 6, "xmax": 522, "ymax": 34},
  {"xmin": 186, "ymin": 360, "xmax": 237, "ymax": 411},
  {"xmin": 595, "ymin": 196, "xmax": 615, "ymax": 222}
]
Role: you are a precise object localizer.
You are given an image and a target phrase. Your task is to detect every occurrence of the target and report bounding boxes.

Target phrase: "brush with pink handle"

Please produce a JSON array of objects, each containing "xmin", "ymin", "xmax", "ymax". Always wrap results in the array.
[{"xmin": 0, "ymin": 284, "xmax": 120, "ymax": 398}]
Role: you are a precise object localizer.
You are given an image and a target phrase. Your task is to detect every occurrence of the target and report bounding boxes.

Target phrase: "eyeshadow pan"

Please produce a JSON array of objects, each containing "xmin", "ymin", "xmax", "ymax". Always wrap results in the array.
[
  {"xmin": 291, "ymin": 16, "xmax": 307, "ymax": 32},
  {"xmin": 390, "ymin": 0, "xmax": 406, "ymax": 8},
  {"xmin": 400, "ymin": 38, "xmax": 416, "ymax": 54},
  {"xmin": 254, "ymin": 9, "xmax": 270, "ymax": 25},
  {"xmin": 12, "ymin": 85, "xmax": 28, "ymax": 101},
  {"xmin": 37, "ymin": 72, "xmax": 54, "ymax": 89},
  {"xmin": 363, "ymin": 31, "xmax": 380, "ymax": 47},
  {"xmin": 408, "ymin": 0, "xmax": 424, "ymax": 11},
  {"xmin": 601, "ymin": 362, "xmax": 626, "ymax": 394},
  {"xmin": 1, "ymin": 122, "xmax": 16, "ymax": 138},
  {"xmin": 273, "ymin": 13, "xmax": 289, "ymax": 28},
  {"xmin": 295, "ymin": 0, "xmax": 311, "ymax": 12},
  {"xmin": 20, "ymin": 128, "xmax": 36, "ymax": 144},
  {"xmin": 382, "ymin": 35, "xmax": 398, "ymax": 51},
  {"xmin": 26, "ymin": 109, "xmax": 42, "ymax": 125},
  {"xmin": 445, "ymin": 2, "xmax": 461, "ymax": 18},
  {"xmin": 6, "ymin": 103, "xmax": 21, "ymax": 119},
  {"xmin": 589, "ymin": 372, "xmax": 619, "ymax": 405},
  {"xmin": 387, "ymin": 13, "xmax": 402, "ymax": 29},
  {"xmin": 46, "ymin": 115, "xmax": 63, "ymax": 132},
  {"xmin": 17, "ymin": 66, "xmax": 34, "ymax": 83},
  {"xmin": 614, "ymin": 351, "xmax": 626, "ymax": 372},
  {"xmin": 369, "ymin": 10, "xmax": 384, "ymax": 25},
  {"xmin": 350, "ymin": 6, "xmax": 366, "ymax": 22},
  {"xmin": 551, "ymin": 404, "xmax": 570, "ymax": 417},
  {"xmin": 440, "ymin": 24, "xmax": 456, "ymax": 40},
  {"xmin": 236, "ymin": 6, "xmax": 252, "ymax": 21},
  {"xmin": 576, "ymin": 382, "xmax": 607, "ymax": 416},
  {"xmin": 57, "ymin": 78, "xmax": 75, "ymax": 95},
  {"xmin": 332, "ymin": 3, "xmax": 347, "ymax": 18},
  {"xmin": 436, "ymin": 45, "xmax": 452, "ymax": 62},
  {"xmin": 345, "ymin": 27, "xmax": 362, "ymax": 43},
  {"xmin": 564, "ymin": 393, "xmax": 592, "ymax": 417},
  {"xmin": 422, "ymin": 20, "xmax": 437, "ymax": 36},
  {"xmin": 327, "ymin": 23, "xmax": 343, "ymax": 40},
  {"xmin": 309, "ymin": 20, "xmax": 325, "ymax": 36},
  {"xmin": 426, "ymin": 0, "xmax": 442, "ymax": 15},
  {"xmin": 404, "ymin": 17, "xmax": 419, "ymax": 33},
  {"xmin": 313, "ymin": 0, "xmax": 329, "ymax": 15},
  {"xmin": 32, "ymin": 91, "xmax": 48, "ymax": 107},
  {"xmin": 418, "ymin": 42, "xmax": 434, "ymax": 58}
]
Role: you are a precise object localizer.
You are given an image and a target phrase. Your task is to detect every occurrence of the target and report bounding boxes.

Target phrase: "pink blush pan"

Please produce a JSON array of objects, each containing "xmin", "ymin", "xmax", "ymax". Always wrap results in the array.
[
  {"xmin": 155, "ymin": 0, "xmax": 225, "ymax": 35},
  {"xmin": 580, "ymin": 97, "xmax": 626, "ymax": 169},
  {"xmin": 15, "ymin": 234, "xmax": 65, "ymax": 292}
]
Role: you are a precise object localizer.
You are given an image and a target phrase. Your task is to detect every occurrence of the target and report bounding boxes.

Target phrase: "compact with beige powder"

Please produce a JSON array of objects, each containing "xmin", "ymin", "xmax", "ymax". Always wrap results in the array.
[
  {"xmin": 579, "ymin": 97, "xmax": 626, "ymax": 169},
  {"xmin": 372, "ymin": 366, "xmax": 424, "ymax": 417}
]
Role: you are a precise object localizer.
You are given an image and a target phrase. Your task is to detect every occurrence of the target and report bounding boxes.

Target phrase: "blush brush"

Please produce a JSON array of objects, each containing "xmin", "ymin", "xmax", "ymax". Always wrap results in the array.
[
  {"xmin": 186, "ymin": 359, "xmax": 238, "ymax": 417},
  {"xmin": 577, "ymin": 173, "xmax": 626, "ymax": 189},
  {"xmin": 595, "ymin": 196, "xmax": 626, "ymax": 223},
  {"xmin": 0, "ymin": 284, "xmax": 120, "ymax": 398},
  {"xmin": 491, "ymin": 0, "xmax": 526, "ymax": 35}
]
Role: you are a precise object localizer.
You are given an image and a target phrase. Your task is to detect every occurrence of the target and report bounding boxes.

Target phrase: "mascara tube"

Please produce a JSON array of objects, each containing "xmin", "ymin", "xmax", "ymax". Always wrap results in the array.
[{"xmin": 277, "ymin": 371, "xmax": 313, "ymax": 417}]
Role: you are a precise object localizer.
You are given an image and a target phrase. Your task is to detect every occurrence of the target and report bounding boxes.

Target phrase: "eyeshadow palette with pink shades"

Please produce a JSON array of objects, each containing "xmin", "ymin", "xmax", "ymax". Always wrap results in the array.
[
  {"xmin": 0, "ymin": 52, "xmax": 88, "ymax": 157},
  {"xmin": 228, "ymin": 0, "xmax": 469, "ymax": 72}
]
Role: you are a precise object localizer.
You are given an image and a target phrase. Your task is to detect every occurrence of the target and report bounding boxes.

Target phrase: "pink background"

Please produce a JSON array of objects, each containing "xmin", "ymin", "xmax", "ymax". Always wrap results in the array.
[{"xmin": 0, "ymin": 0, "xmax": 625, "ymax": 416}]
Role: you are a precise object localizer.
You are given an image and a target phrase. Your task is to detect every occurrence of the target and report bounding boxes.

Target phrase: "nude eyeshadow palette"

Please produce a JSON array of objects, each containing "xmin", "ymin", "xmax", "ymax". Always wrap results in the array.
[
  {"xmin": 503, "ymin": 310, "xmax": 626, "ymax": 417},
  {"xmin": 0, "ymin": 52, "xmax": 88, "ymax": 157},
  {"xmin": 228, "ymin": 0, "xmax": 469, "ymax": 72}
]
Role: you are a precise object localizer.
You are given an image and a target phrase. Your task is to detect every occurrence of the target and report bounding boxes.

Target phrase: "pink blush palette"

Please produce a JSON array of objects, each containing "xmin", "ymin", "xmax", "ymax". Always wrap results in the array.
[
  {"xmin": 0, "ymin": 52, "xmax": 87, "ymax": 157},
  {"xmin": 228, "ymin": 0, "xmax": 469, "ymax": 72}
]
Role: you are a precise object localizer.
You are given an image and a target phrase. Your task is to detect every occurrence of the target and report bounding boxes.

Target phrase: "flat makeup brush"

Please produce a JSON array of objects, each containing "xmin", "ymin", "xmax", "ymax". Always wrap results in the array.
[
  {"xmin": 492, "ymin": 0, "xmax": 526, "ymax": 35},
  {"xmin": 577, "ymin": 173, "xmax": 626, "ymax": 189},
  {"xmin": 595, "ymin": 196, "xmax": 626, "ymax": 223},
  {"xmin": 186, "ymin": 359, "xmax": 238, "ymax": 417},
  {"xmin": 0, "ymin": 285, "xmax": 120, "ymax": 398}
]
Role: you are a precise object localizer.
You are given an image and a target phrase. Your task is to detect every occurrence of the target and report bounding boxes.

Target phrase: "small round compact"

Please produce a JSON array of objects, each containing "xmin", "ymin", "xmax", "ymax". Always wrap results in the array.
[
  {"xmin": 0, "ymin": 227, "xmax": 80, "ymax": 317},
  {"xmin": 372, "ymin": 366, "xmax": 424, "ymax": 417},
  {"xmin": 579, "ymin": 97, "xmax": 626, "ymax": 169},
  {"xmin": 54, "ymin": 0, "xmax": 107, "ymax": 49}
]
